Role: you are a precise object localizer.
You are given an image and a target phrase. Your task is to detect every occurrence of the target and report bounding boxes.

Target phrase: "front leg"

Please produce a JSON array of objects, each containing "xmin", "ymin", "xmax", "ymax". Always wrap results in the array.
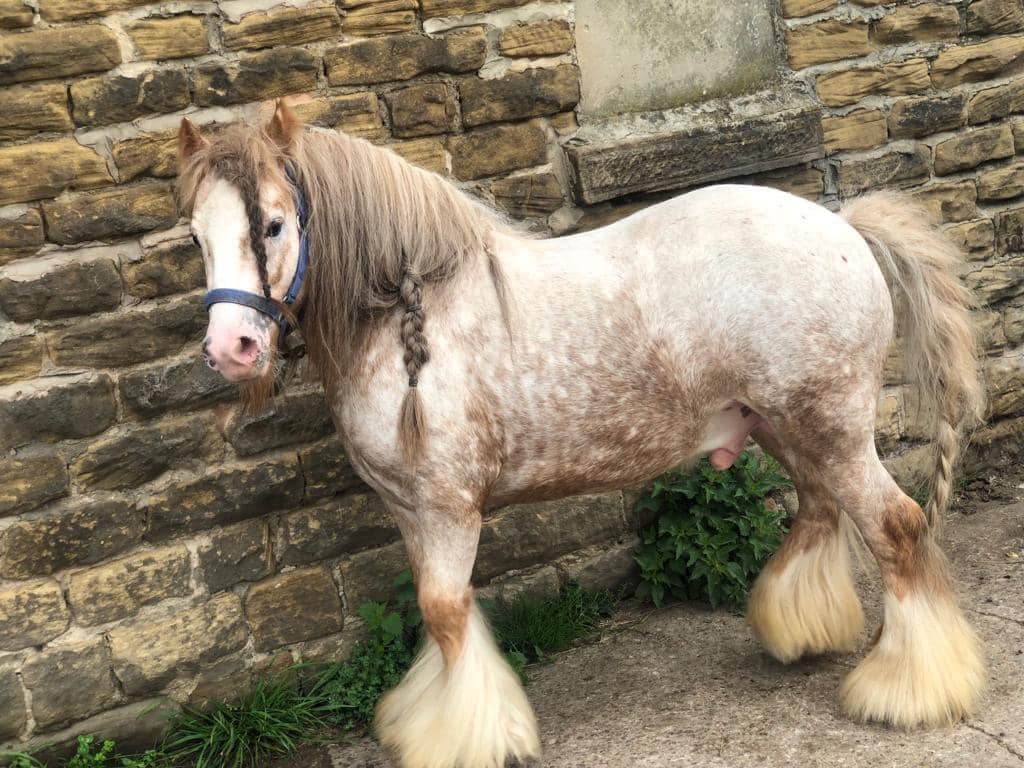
[{"xmin": 376, "ymin": 502, "xmax": 540, "ymax": 768}]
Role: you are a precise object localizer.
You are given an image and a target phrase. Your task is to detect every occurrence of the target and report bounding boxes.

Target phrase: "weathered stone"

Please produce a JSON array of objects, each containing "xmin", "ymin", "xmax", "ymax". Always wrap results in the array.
[
  {"xmin": 781, "ymin": 0, "xmax": 835, "ymax": 17},
  {"xmin": 491, "ymin": 172, "xmax": 564, "ymax": 217},
  {"xmin": 128, "ymin": 15, "xmax": 210, "ymax": 60},
  {"xmin": 338, "ymin": 540, "xmax": 407, "ymax": 605},
  {"xmin": 341, "ymin": 0, "xmax": 417, "ymax": 36},
  {"xmin": 1004, "ymin": 300, "xmax": 1024, "ymax": 344},
  {"xmin": 985, "ymin": 352, "xmax": 1024, "ymax": 417},
  {"xmin": 71, "ymin": 70, "xmax": 190, "ymax": 127},
  {"xmin": 186, "ymin": 656, "xmax": 254, "ymax": 708},
  {"xmin": 1013, "ymin": 115, "xmax": 1024, "ymax": 152},
  {"xmin": 196, "ymin": 518, "xmax": 271, "ymax": 592},
  {"xmin": 42, "ymin": 182, "xmax": 177, "ymax": 245},
  {"xmin": 551, "ymin": 110, "xmax": 578, "ymax": 136},
  {"xmin": 71, "ymin": 416, "xmax": 211, "ymax": 491},
  {"xmin": 978, "ymin": 162, "xmax": 1024, "ymax": 201},
  {"xmin": 786, "ymin": 20, "xmax": 872, "ymax": 69},
  {"xmin": 0, "ymin": 82, "xmax": 72, "ymax": 141},
  {"xmin": 0, "ymin": 0, "xmax": 32, "ymax": 28},
  {"xmin": 836, "ymin": 146, "xmax": 931, "ymax": 198},
  {"xmin": 996, "ymin": 207, "xmax": 1024, "ymax": 254},
  {"xmin": 461, "ymin": 64, "xmax": 580, "ymax": 127},
  {"xmin": 0, "ymin": 139, "xmax": 111, "ymax": 206},
  {"xmin": 967, "ymin": 0, "xmax": 1024, "ymax": 35},
  {"xmin": 279, "ymin": 494, "xmax": 399, "ymax": 566},
  {"xmin": 821, "ymin": 108, "xmax": 887, "ymax": 152},
  {"xmin": 934, "ymin": 124, "xmax": 1014, "ymax": 175},
  {"xmin": 945, "ymin": 218, "xmax": 995, "ymax": 262},
  {"xmin": 67, "ymin": 545, "xmax": 191, "ymax": 626},
  {"xmin": 913, "ymin": 180, "xmax": 978, "ymax": 224},
  {"xmin": 143, "ymin": 457, "xmax": 302, "ymax": 539},
  {"xmin": 119, "ymin": 356, "xmax": 235, "ymax": 418},
  {"xmin": 385, "ymin": 138, "xmax": 447, "ymax": 173},
  {"xmin": 326, "ymin": 29, "xmax": 486, "ymax": 86},
  {"xmin": 113, "ymin": 131, "xmax": 178, "ymax": 183},
  {"xmin": 1, "ymin": 497, "xmax": 141, "ymax": 579},
  {"xmin": 386, "ymin": 82, "xmax": 457, "ymax": 138},
  {"xmin": 48, "ymin": 295, "xmax": 205, "ymax": 368},
  {"xmin": 558, "ymin": 538, "xmax": 641, "ymax": 592},
  {"xmin": 450, "ymin": 120, "xmax": 548, "ymax": 181},
  {"xmin": 0, "ymin": 579, "xmax": 68, "ymax": 651},
  {"xmin": 225, "ymin": 390, "xmax": 334, "ymax": 457},
  {"xmin": 888, "ymin": 93, "xmax": 965, "ymax": 139},
  {"xmin": 0, "ymin": 25, "xmax": 120, "ymax": 85},
  {"xmin": 0, "ymin": 207, "xmax": 43, "ymax": 265},
  {"xmin": 0, "ymin": 374, "xmax": 117, "ymax": 451},
  {"xmin": 21, "ymin": 642, "xmax": 118, "ymax": 730},
  {"xmin": 479, "ymin": 564, "xmax": 561, "ymax": 602},
  {"xmin": 108, "ymin": 593, "xmax": 246, "ymax": 695},
  {"xmin": 0, "ymin": 250, "xmax": 121, "ymax": 321},
  {"xmin": 292, "ymin": 92, "xmax": 384, "ymax": 139},
  {"xmin": 421, "ymin": 0, "xmax": 530, "ymax": 15},
  {"xmin": 122, "ymin": 234, "xmax": 202, "ymax": 298},
  {"xmin": 872, "ymin": 3, "xmax": 959, "ymax": 43},
  {"xmin": 298, "ymin": 438, "xmax": 364, "ymax": 500},
  {"xmin": 0, "ymin": 331, "xmax": 42, "ymax": 385},
  {"xmin": 40, "ymin": 0, "xmax": 153, "ymax": 21},
  {"xmin": 245, "ymin": 567, "xmax": 344, "ymax": 651},
  {"xmin": 223, "ymin": 6, "xmax": 340, "ymax": 50},
  {"xmin": 0, "ymin": 450, "xmax": 68, "ymax": 516},
  {"xmin": 194, "ymin": 48, "xmax": 318, "ymax": 107},
  {"xmin": 931, "ymin": 36, "xmax": 1024, "ymax": 89},
  {"xmin": 969, "ymin": 80, "xmax": 1024, "ymax": 126},
  {"xmin": 500, "ymin": 19, "xmax": 574, "ymax": 57},
  {"xmin": 816, "ymin": 59, "xmax": 930, "ymax": 107},
  {"xmin": 748, "ymin": 166, "xmax": 825, "ymax": 201},
  {"xmin": 0, "ymin": 660, "xmax": 24, "ymax": 740},
  {"xmin": 965, "ymin": 255, "xmax": 1024, "ymax": 304}
]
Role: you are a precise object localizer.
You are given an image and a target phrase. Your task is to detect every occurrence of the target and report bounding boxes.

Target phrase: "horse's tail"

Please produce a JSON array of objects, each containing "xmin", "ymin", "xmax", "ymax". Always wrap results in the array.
[{"xmin": 840, "ymin": 191, "xmax": 985, "ymax": 531}]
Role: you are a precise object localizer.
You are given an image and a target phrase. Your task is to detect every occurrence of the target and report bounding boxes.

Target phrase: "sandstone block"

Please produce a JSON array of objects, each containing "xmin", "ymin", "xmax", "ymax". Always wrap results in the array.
[
  {"xmin": 969, "ymin": 79, "xmax": 1024, "ymax": 126},
  {"xmin": 1004, "ymin": 301, "xmax": 1024, "ymax": 344},
  {"xmin": 0, "ymin": 374, "xmax": 116, "ymax": 451},
  {"xmin": 931, "ymin": 36, "xmax": 1024, "ymax": 89},
  {"xmin": 836, "ymin": 146, "xmax": 931, "ymax": 197},
  {"xmin": 113, "ymin": 131, "xmax": 178, "ymax": 183},
  {"xmin": 781, "ymin": 0, "xmax": 836, "ymax": 17},
  {"xmin": 225, "ymin": 390, "xmax": 334, "ymax": 457},
  {"xmin": 128, "ymin": 15, "xmax": 210, "ymax": 60},
  {"xmin": 421, "ymin": 0, "xmax": 529, "ymax": 14},
  {"xmin": 326, "ymin": 28, "xmax": 486, "ymax": 86},
  {"xmin": 67, "ymin": 545, "xmax": 191, "ymax": 626},
  {"xmin": 386, "ymin": 82, "xmax": 457, "ymax": 138},
  {"xmin": 40, "ymin": 0, "xmax": 152, "ymax": 21},
  {"xmin": 0, "ymin": 332, "xmax": 42, "ymax": 385},
  {"xmin": 143, "ymin": 457, "xmax": 302, "ymax": 539},
  {"xmin": 748, "ymin": 165, "xmax": 825, "ymax": 200},
  {"xmin": 460, "ymin": 64, "xmax": 580, "ymax": 127},
  {"xmin": 0, "ymin": 82, "xmax": 73, "ymax": 141},
  {"xmin": 196, "ymin": 518, "xmax": 271, "ymax": 592},
  {"xmin": 0, "ymin": 139, "xmax": 111, "ymax": 206},
  {"xmin": 108, "ymin": 593, "xmax": 246, "ymax": 695},
  {"xmin": 945, "ymin": 218, "xmax": 995, "ymax": 262},
  {"xmin": 449, "ymin": 120, "xmax": 548, "ymax": 180},
  {"xmin": 292, "ymin": 92, "xmax": 383, "ymax": 138},
  {"xmin": 978, "ymin": 161, "xmax": 1024, "ymax": 201},
  {"xmin": 822, "ymin": 108, "xmax": 887, "ymax": 152},
  {"xmin": 119, "ymin": 356, "xmax": 235, "ymax": 418},
  {"xmin": 0, "ymin": 249, "xmax": 121, "ymax": 322},
  {"xmin": 245, "ymin": 567, "xmax": 344, "ymax": 651},
  {"xmin": 0, "ymin": 0, "xmax": 32, "ymax": 28},
  {"xmin": 967, "ymin": 0, "xmax": 1024, "ymax": 35},
  {"xmin": 913, "ymin": 180, "xmax": 977, "ymax": 223},
  {"xmin": 817, "ymin": 59, "xmax": 929, "ymax": 107},
  {"xmin": 341, "ymin": 0, "xmax": 418, "ymax": 36},
  {"xmin": 965, "ymin": 255, "xmax": 1024, "ymax": 303},
  {"xmin": 0, "ymin": 579, "xmax": 68, "ymax": 651},
  {"xmin": 872, "ymin": 3, "xmax": 959, "ymax": 43},
  {"xmin": 786, "ymin": 19, "xmax": 872, "ymax": 70},
  {"xmin": 48, "ymin": 295, "xmax": 205, "ymax": 368},
  {"xmin": 0, "ymin": 661, "xmax": 24, "ymax": 740},
  {"xmin": 21, "ymin": 641, "xmax": 118, "ymax": 730},
  {"xmin": 996, "ymin": 207, "xmax": 1024, "ymax": 254},
  {"xmin": 888, "ymin": 93, "xmax": 965, "ymax": 139},
  {"xmin": 337, "ymin": 540, "xmax": 408, "ymax": 605},
  {"xmin": 0, "ymin": 25, "xmax": 120, "ymax": 85},
  {"xmin": 298, "ymin": 438, "xmax": 365, "ymax": 500},
  {"xmin": 384, "ymin": 138, "xmax": 447, "ymax": 173},
  {"xmin": 933, "ymin": 124, "xmax": 1014, "ymax": 175},
  {"xmin": 0, "ymin": 207, "xmax": 43, "ymax": 265},
  {"xmin": 490, "ymin": 171, "xmax": 564, "ymax": 217},
  {"xmin": 123, "ymin": 233, "xmax": 202, "ymax": 298},
  {"xmin": 0, "ymin": 450, "xmax": 68, "ymax": 516},
  {"xmin": 194, "ymin": 48, "xmax": 318, "ymax": 107},
  {"xmin": 500, "ymin": 19, "xmax": 573, "ymax": 57},
  {"xmin": 558, "ymin": 538, "xmax": 641, "ymax": 592},
  {"xmin": 985, "ymin": 352, "xmax": 1024, "ymax": 417},
  {"xmin": 42, "ymin": 182, "xmax": 177, "ymax": 245},
  {"xmin": 71, "ymin": 69, "xmax": 189, "ymax": 127},
  {"xmin": 278, "ymin": 494, "xmax": 399, "ymax": 566},
  {"xmin": 223, "ymin": 6, "xmax": 340, "ymax": 51}
]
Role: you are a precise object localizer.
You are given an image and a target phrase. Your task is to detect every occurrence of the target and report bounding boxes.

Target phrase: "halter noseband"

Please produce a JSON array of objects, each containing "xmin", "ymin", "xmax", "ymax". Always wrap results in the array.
[{"xmin": 203, "ymin": 165, "xmax": 310, "ymax": 341}]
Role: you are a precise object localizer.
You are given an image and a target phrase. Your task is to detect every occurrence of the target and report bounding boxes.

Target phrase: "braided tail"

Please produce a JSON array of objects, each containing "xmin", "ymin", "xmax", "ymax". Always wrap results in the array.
[{"xmin": 399, "ymin": 263, "xmax": 429, "ymax": 464}]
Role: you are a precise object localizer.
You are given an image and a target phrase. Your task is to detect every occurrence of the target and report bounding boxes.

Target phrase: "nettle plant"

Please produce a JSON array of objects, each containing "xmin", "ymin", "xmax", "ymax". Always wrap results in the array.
[{"xmin": 635, "ymin": 451, "xmax": 790, "ymax": 610}]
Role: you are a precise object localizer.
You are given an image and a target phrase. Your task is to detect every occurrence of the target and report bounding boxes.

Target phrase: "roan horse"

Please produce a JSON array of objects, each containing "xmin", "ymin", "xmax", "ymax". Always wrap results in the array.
[{"xmin": 179, "ymin": 101, "xmax": 985, "ymax": 768}]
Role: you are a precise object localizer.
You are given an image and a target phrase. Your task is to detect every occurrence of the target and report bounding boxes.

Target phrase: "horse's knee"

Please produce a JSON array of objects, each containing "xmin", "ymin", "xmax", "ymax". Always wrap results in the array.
[{"xmin": 418, "ymin": 585, "xmax": 472, "ymax": 665}]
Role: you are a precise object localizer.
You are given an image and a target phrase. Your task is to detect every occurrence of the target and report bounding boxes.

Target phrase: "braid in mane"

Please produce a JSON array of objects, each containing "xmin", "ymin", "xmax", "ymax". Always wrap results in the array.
[
  {"xmin": 399, "ymin": 254, "xmax": 429, "ymax": 463},
  {"xmin": 238, "ymin": 164, "xmax": 271, "ymax": 298}
]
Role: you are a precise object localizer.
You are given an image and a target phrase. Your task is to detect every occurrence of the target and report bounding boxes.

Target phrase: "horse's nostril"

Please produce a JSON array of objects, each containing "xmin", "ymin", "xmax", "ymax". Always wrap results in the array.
[
  {"xmin": 202, "ymin": 337, "xmax": 211, "ymax": 356},
  {"xmin": 239, "ymin": 336, "xmax": 255, "ymax": 354}
]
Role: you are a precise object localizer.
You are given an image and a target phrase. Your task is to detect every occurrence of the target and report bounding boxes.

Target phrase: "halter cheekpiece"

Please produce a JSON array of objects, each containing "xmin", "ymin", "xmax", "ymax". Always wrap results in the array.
[{"xmin": 203, "ymin": 165, "xmax": 310, "ymax": 341}]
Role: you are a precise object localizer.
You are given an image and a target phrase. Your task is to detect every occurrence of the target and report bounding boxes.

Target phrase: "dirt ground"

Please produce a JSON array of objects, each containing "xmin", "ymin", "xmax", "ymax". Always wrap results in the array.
[{"xmin": 284, "ymin": 478, "xmax": 1024, "ymax": 768}]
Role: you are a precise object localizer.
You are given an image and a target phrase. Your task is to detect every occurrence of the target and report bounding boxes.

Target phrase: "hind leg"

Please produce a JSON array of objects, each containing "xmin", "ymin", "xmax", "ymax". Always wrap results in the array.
[
  {"xmin": 375, "ymin": 502, "xmax": 539, "ymax": 768},
  {"xmin": 748, "ymin": 426, "xmax": 864, "ymax": 662}
]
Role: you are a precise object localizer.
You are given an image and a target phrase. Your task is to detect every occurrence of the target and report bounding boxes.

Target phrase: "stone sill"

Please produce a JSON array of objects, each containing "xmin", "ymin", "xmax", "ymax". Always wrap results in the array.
[{"xmin": 564, "ymin": 90, "xmax": 826, "ymax": 205}]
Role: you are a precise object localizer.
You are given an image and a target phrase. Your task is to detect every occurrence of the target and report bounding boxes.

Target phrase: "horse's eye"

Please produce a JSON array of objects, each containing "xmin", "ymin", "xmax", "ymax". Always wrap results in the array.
[{"xmin": 265, "ymin": 220, "xmax": 284, "ymax": 239}]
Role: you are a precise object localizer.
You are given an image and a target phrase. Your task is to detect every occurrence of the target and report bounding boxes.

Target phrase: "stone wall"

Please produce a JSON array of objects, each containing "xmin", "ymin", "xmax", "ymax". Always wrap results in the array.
[{"xmin": 1, "ymin": 0, "xmax": 1023, "ymax": 753}]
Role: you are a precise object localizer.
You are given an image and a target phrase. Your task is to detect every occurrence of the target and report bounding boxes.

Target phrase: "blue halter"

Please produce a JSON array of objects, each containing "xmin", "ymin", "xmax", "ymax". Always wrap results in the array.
[{"xmin": 203, "ymin": 165, "xmax": 310, "ymax": 340}]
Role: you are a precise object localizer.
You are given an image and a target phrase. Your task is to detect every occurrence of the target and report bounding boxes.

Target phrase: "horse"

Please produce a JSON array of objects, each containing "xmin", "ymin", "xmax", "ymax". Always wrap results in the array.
[{"xmin": 177, "ymin": 100, "xmax": 986, "ymax": 768}]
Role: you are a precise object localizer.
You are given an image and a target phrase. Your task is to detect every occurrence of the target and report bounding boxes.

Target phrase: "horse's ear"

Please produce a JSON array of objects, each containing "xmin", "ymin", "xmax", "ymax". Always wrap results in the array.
[
  {"xmin": 178, "ymin": 117, "xmax": 208, "ymax": 164},
  {"xmin": 267, "ymin": 99, "xmax": 302, "ymax": 150}
]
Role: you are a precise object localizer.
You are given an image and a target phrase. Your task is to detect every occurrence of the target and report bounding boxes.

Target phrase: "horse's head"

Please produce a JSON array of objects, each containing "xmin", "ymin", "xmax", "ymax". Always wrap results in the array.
[{"xmin": 177, "ymin": 101, "xmax": 306, "ymax": 384}]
